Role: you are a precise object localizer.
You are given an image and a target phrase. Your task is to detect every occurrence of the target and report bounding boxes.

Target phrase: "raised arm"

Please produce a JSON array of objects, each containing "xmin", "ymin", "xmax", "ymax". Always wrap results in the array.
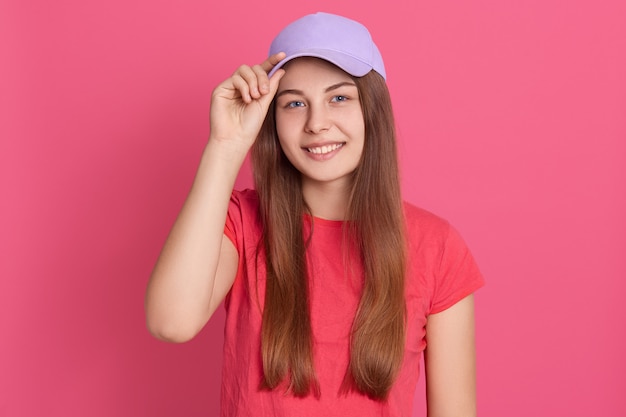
[
  {"xmin": 144, "ymin": 53, "xmax": 286, "ymax": 343},
  {"xmin": 424, "ymin": 294, "xmax": 477, "ymax": 417}
]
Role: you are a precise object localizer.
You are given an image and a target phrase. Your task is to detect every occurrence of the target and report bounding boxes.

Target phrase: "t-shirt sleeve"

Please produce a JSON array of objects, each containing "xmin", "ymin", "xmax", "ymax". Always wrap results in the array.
[
  {"xmin": 223, "ymin": 190, "xmax": 244, "ymax": 253},
  {"xmin": 429, "ymin": 224, "xmax": 484, "ymax": 314},
  {"xmin": 221, "ymin": 190, "xmax": 250, "ymax": 311}
]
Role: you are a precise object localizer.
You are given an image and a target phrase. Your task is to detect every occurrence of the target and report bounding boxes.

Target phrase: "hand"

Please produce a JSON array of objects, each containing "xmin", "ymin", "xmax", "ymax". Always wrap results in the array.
[{"xmin": 209, "ymin": 52, "xmax": 286, "ymax": 149}]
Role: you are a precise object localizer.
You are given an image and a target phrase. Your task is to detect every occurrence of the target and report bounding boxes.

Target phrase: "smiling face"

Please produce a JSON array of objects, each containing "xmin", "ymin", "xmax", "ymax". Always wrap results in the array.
[{"xmin": 274, "ymin": 58, "xmax": 365, "ymax": 192}]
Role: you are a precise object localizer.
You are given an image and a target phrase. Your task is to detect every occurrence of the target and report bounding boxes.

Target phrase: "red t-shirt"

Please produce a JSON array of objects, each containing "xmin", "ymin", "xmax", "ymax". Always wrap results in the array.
[{"xmin": 221, "ymin": 189, "xmax": 484, "ymax": 416}]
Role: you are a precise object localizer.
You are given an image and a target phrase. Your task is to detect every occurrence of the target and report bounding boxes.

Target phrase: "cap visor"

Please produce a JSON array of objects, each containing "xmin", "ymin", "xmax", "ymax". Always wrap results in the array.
[{"xmin": 268, "ymin": 49, "xmax": 372, "ymax": 78}]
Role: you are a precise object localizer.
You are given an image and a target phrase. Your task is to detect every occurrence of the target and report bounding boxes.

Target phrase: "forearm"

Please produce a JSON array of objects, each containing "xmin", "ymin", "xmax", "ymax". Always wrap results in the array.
[{"xmin": 145, "ymin": 138, "xmax": 247, "ymax": 342}]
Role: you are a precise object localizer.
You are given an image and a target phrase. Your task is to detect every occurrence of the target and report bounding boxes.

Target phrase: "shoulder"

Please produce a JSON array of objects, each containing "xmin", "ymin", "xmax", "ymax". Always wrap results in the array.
[
  {"xmin": 231, "ymin": 188, "xmax": 260, "ymax": 209},
  {"xmin": 225, "ymin": 189, "xmax": 262, "ymax": 243},
  {"xmin": 402, "ymin": 201, "xmax": 452, "ymax": 241},
  {"xmin": 228, "ymin": 188, "xmax": 261, "ymax": 220},
  {"xmin": 401, "ymin": 201, "xmax": 474, "ymax": 262}
]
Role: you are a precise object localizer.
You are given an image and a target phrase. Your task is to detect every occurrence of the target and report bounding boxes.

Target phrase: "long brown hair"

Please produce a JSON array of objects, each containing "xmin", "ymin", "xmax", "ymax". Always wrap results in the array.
[{"xmin": 251, "ymin": 68, "xmax": 406, "ymax": 400}]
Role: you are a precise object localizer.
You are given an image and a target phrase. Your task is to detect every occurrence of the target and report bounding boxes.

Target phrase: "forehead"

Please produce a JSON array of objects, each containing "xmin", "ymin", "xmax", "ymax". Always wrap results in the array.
[{"xmin": 278, "ymin": 57, "xmax": 355, "ymax": 89}]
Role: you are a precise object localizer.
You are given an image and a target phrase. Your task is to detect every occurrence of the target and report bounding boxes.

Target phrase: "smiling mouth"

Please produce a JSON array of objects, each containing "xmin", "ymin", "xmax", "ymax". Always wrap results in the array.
[{"xmin": 306, "ymin": 143, "xmax": 344, "ymax": 155}]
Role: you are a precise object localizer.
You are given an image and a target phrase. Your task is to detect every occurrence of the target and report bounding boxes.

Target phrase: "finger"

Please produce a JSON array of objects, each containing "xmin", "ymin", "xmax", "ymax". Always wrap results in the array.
[
  {"xmin": 236, "ymin": 65, "xmax": 264, "ymax": 100},
  {"xmin": 268, "ymin": 68, "xmax": 285, "ymax": 93},
  {"xmin": 260, "ymin": 52, "xmax": 286, "ymax": 73},
  {"xmin": 252, "ymin": 64, "xmax": 270, "ymax": 95},
  {"xmin": 230, "ymin": 74, "xmax": 252, "ymax": 103},
  {"xmin": 257, "ymin": 68, "xmax": 285, "ymax": 109}
]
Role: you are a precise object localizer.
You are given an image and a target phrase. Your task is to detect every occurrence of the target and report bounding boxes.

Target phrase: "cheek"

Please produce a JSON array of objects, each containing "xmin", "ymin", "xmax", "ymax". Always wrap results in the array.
[
  {"xmin": 346, "ymin": 110, "xmax": 365, "ymax": 142},
  {"xmin": 275, "ymin": 111, "xmax": 288, "ymax": 134},
  {"xmin": 275, "ymin": 113, "xmax": 300, "ymax": 146},
  {"xmin": 275, "ymin": 124, "xmax": 288, "ymax": 152},
  {"xmin": 340, "ymin": 105, "xmax": 364, "ymax": 128},
  {"xmin": 274, "ymin": 117, "xmax": 293, "ymax": 156}
]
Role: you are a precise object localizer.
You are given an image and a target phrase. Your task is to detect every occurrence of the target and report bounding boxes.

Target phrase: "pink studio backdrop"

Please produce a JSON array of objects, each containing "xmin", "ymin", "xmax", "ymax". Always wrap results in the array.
[{"xmin": 1, "ymin": 0, "xmax": 625, "ymax": 416}]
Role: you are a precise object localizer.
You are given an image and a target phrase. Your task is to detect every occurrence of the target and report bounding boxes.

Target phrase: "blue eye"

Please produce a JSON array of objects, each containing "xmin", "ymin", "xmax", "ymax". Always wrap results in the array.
[
  {"xmin": 287, "ymin": 101, "xmax": 305, "ymax": 108},
  {"xmin": 331, "ymin": 95, "xmax": 348, "ymax": 102}
]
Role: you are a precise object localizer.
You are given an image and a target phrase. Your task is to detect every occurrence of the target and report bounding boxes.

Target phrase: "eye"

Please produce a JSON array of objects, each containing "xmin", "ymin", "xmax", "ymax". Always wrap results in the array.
[
  {"xmin": 331, "ymin": 95, "xmax": 348, "ymax": 103},
  {"xmin": 286, "ymin": 101, "xmax": 305, "ymax": 108}
]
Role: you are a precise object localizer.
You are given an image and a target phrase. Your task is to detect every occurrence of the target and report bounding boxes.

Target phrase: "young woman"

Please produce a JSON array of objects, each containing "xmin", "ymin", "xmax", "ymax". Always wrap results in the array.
[{"xmin": 145, "ymin": 12, "xmax": 484, "ymax": 417}]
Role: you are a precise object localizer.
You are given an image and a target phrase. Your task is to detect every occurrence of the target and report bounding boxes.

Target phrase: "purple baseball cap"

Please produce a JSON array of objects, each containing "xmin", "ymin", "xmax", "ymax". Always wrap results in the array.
[{"xmin": 267, "ymin": 12, "xmax": 386, "ymax": 80}]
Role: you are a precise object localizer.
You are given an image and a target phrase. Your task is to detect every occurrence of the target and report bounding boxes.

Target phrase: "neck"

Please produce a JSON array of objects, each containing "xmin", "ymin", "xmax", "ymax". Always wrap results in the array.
[{"xmin": 301, "ymin": 178, "xmax": 351, "ymax": 221}]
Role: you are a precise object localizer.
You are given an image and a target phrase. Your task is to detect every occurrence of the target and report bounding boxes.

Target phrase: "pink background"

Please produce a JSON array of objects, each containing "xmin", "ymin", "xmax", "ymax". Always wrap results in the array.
[{"xmin": 2, "ymin": 0, "xmax": 625, "ymax": 416}]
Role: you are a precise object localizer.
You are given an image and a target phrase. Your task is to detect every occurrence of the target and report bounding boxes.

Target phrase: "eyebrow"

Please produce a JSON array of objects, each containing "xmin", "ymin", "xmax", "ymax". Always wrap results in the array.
[{"xmin": 276, "ymin": 81, "xmax": 357, "ymax": 99}]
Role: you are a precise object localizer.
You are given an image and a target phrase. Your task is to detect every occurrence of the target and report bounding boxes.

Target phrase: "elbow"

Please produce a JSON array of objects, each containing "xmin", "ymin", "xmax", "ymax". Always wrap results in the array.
[
  {"xmin": 145, "ymin": 317, "xmax": 200, "ymax": 343},
  {"xmin": 144, "ymin": 303, "xmax": 203, "ymax": 343},
  {"xmin": 144, "ymin": 290, "xmax": 212, "ymax": 343}
]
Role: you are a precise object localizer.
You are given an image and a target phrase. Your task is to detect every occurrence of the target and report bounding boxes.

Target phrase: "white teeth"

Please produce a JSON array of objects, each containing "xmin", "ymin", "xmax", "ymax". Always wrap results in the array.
[{"xmin": 307, "ymin": 143, "xmax": 343, "ymax": 154}]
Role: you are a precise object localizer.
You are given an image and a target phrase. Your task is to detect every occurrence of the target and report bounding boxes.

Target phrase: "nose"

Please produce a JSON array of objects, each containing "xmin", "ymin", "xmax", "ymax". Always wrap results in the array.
[{"xmin": 304, "ymin": 102, "xmax": 331, "ymax": 134}]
